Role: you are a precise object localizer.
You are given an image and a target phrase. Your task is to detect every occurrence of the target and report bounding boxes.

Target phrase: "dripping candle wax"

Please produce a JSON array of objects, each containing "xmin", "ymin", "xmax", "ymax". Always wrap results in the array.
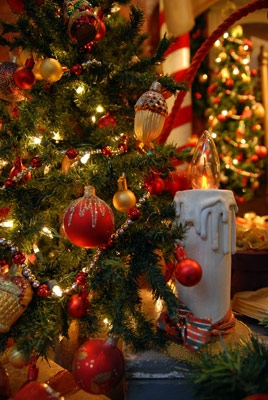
[{"xmin": 174, "ymin": 131, "xmax": 238, "ymax": 323}]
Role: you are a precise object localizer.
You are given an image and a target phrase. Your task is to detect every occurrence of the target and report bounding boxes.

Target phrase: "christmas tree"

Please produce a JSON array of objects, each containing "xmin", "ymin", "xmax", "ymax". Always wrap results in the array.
[
  {"xmin": 206, "ymin": 24, "xmax": 267, "ymax": 204},
  {"xmin": 0, "ymin": 0, "xmax": 191, "ymax": 368}
]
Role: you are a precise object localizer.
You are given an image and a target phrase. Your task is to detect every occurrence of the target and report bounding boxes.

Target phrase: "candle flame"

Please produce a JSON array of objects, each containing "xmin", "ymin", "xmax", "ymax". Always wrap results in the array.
[{"xmin": 201, "ymin": 175, "xmax": 208, "ymax": 189}]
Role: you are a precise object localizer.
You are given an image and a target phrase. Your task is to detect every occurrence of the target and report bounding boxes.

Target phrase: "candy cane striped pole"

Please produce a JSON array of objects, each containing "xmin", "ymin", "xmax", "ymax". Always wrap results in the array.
[{"xmin": 159, "ymin": 0, "xmax": 194, "ymax": 148}]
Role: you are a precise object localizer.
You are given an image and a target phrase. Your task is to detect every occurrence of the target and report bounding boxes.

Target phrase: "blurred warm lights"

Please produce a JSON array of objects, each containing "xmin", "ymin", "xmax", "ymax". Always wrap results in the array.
[
  {"xmin": 80, "ymin": 152, "xmax": 90, "ymax": 164},
  {"xmin": 96, "ymin": 105, "xmax": 104, "ymax": 113},
  {"xmin": 76, "ymin": 85, "xmax": 84, "ymax": 94},
  {"xmin": 41, "ymin": 226, "xmax": 53, "ymax": 238},
  {"xmin": 233, "ymin": 67, "xmax": 239, "ymax": 75},
  {"xmin": 0, "ymin": 220, "xmax": 14, "ymax": 228}
]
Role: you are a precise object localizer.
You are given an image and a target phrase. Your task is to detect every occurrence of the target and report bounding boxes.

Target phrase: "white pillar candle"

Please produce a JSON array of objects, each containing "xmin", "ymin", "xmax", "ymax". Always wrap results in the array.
[{"xmin": 174, "ymin": 189, "xmax": 238, "ymax": 323}]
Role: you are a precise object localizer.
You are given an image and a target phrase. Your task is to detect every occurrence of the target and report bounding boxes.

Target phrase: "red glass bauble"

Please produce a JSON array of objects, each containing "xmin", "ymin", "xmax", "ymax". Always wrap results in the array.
[
  {"xmin": 67, "ymin": 293, "xmax": 90, "ymax": 318},
  {"xmin": 37, "ymin": 284, "xmax": 51, "ymax": 298},
  {"xmin": 175, "ymin": 258, "xmax": 202, "ymax": 287},
  {"xmin": 243, "ymin": 396, "xmax": 268, "ymax": 400},
  {"xmin": 10, "ymin": 156, "xmax": 31, "ymax": 182},
  {"xmin": 7, "ymin": 0, "xmax": 42, "ymax": 13},
  {"xmin": 72, "ymin": 337, "xmax": 124, "ymax": 395},
  {"xmin": 98, "ymin": 112, "xmax": 116, "ymax": 128},
  {"xmin": 164, "ymin": 170, "xmax": 191, "ymax": 196},
  {"xmin": 255, "ymin": 145, "xmax": 268, "ymax": 159},
  {"xmin": 13, "ymin": 380, "xmax": 61, "ymax": 400},
  {"xmin": 63, "ymin": 186, "xmax": 115, "ymax": 248},
  {"xmin": 14, "ymin": 66, "xmax": 36, "ymax": 89},
  {"xmin": 145, "ymin": 174, "xmax": 165, "ymax": 195}
]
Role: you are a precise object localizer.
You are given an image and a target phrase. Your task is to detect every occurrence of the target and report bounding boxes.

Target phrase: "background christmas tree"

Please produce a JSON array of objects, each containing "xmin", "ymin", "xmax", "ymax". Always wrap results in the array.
[
  {"xmin": 0, "ymin": 0, "xmax": 190, "ymax": 365},
  {"xmin": 205, "ymin": 24, "xmax": 267, "ymax": 204}
]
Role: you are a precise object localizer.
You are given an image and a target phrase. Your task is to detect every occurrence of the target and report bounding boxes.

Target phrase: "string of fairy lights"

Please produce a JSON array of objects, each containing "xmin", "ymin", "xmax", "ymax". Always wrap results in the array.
[{"xmin": 0, "ymin": 138, "xmax": 153, "ymax": 299}]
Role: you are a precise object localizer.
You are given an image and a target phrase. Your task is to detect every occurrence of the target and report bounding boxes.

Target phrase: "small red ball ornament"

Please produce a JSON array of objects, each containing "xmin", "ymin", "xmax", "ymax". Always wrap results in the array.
[
  {"xmin": 174, "ymin": 246, "xmax": 202, "ymax": 287},
  {"xmin": 72, "ymin": 337, "xmax": 124, "ymax": 395},
  {"xmin": 37, "ymin": 284, "xmax": 51, "ymax": 298},
  {"xmin": 128, "ymin": 207, "xmax": 141, "ymax": 221},
  {"xmin": 14, "ymin": 58, "xmax": 36, "ymax": 90},
  {"xmin": 67, "ymin": 292, "xmax": 90, "ymax": 318},
  {"xmin": 175, "ymin": 258, "xmax": 203, "ymax": 287},
  {"xmin": 164, "ymin": 170, "xmax": 190, "ymax": 196},
  {"xmin": 98, "ymin": 112, "xmax": 117, "ymax": 128},
  {"xmin": 255, "ymin": 145, "xmax": 268, "ymax": 159},
  {"xmin": 145, "ymin": 173, "xmax": 165, "ymax": 195},
  {"xmin": 243, "ymin": 396, "xmax": 268, "ymax": 400},
  {"xmin": 63, "ymin": 186, "xmax": 115, "ymax": 248},
  {"xmin": 10, "ymin": 156, "xmax": 31, "ymax": 182}
]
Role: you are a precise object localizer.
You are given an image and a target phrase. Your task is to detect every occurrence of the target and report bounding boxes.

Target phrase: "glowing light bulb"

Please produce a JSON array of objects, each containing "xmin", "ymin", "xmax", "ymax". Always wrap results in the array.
[
  {"xmin": 0, "ymin": 220, "xmax": 14, "ymax": 228},
  {"xmin": 80, "ymin": 152, "xmax": 90, "ymax": 164},
  {"xmin": 96, "ymin": 105, "xmax": 104, "ymax": 113},
  {"xmin": 190, "ymin": 131, "xmax": 220, "ymax": 189},
  {"xmin": 41, "ymin": 227, "xmax": 53, "ymax": 238},
  {"xmin": 31, "ymin": 136, "xmax": 42, "ymax": 145},
  {"xmin": 76, "ymin": 85, "xmax": 84, "ymax": 94},
  {"xmin": 52, "ymin": 284, "xmax": 63, "ymax": 297}
]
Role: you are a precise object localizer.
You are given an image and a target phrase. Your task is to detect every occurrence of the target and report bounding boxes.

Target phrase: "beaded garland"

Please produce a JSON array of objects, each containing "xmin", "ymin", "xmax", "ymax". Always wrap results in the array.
[{"xmin": 0, "ymin": 137, "xmax": 151, "ymax": 300}]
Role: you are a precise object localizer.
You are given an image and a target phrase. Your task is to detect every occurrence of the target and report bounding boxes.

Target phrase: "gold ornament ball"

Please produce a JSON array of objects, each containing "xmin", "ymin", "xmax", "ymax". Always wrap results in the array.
[
  {"xmin": 241, "ymin": 73, "xmax": 251, "ymax": 83},
  {"xmin": 230, "ymin": 25, "xmax": 243, "ymax": 38},
  {"xmin": 251, "ymin": 180, "xmax": 260, "ymax": 191},
  {"xmin": 39, "ymin": 58, "xmax": 63, "ymax": 82},
  {"xmin": 7, "ymin": 346, "xmax": 27, "ymax": 369},
  {"xmin": 218, "ymin": 51, "xmax": 227, "ymax": 62},
  {"xmin": 33, "ymin": 59, "xmax": 44, "ymax": 80},
  {"xmin": 113, "ymin": 189, "xmax": 136, "ymax": 213},
  {"xmin": 253, "ymin": 102, "xmax": 265, "ymax": 119}
]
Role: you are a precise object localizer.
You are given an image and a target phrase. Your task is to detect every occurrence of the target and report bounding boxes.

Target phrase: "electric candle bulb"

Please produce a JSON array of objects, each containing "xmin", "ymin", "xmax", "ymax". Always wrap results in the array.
[{"xmin": 190, "ymin": 130, "xmax": 220, "ymax": 189}]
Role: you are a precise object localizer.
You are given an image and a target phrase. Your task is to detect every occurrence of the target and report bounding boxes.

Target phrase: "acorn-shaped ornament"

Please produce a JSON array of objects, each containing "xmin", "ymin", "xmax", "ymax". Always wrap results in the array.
[
  {"xmin": 0, "ymin": 267, "xmax": 33, "ymax": 333},
  {"xmin": 134, "ymin": 81, "xmax": 168, "ymax": 145}
]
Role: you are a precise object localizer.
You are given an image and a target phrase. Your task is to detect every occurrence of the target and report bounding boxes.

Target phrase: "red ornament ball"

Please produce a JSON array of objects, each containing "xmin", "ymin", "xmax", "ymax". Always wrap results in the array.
[
  {"xmin": 13, "ymin": 380, "xmax": 61, "ymax": 400},
  {"xmin": 164, "ymin": 170, "xmax": 191, "ymax": 196},
  {"xmin": 98, "ymin": 112, "xmax": 116, "ymax": 128},
  {"xmin": 37, "ymin": 284, "xmax": 51, "ymax": 298},
  {"xmin": 14, "ymin": 66, "xmax": 36, "ymax": 89},
  {"xmin": 72, "ymin": 338, "xmax": 124, "ymax": 395},
  {"xmin": 145, "ymin": 173, "xmax": 165, "ymax": 195},
  {"xmin": 128, "ymin": 207, "xmax": 141, "ymax": 221},
  {"xmin": 12, "ymin": 251, "xmax": 26, "ymax": 265},
  {"xmin": 30, "ymin": 156, "xmax": 42, "ymax": 168},
  {"xmin": 175, "ymin": 258, "xmax": 202, "ymax": 287},
  {"xmin": 63, "ymin": 186, "xmax": 115, "ymax": 248},
  {"xmin": 10, "ymin": 156, "xmax": 31, "ymax": 182},
  {"xmin": 255, "ymin": 145, "xmax": 268, "ymax": 159},
  {"xmin": 67, "ymin": 293, "xmax": 90, "ymax": 318},
  {"xmin": 243, "ymin": 396, "xmax": 268, "ymax": 400}
]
